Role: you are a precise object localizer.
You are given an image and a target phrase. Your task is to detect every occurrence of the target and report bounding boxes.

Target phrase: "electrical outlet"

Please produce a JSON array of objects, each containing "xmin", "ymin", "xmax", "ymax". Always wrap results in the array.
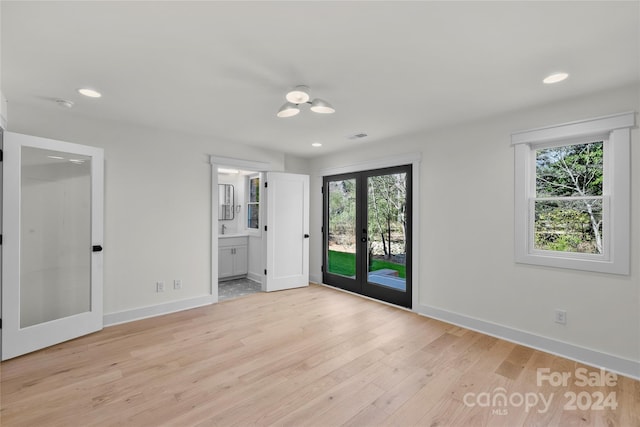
[
  {"xmin": 174, "ymin": 279, "xmax": 182, "ymax": 290},
  {"xmin": 156, "ymin": 281, "xmax": 165, "ymax": 292},
  {"xmin": 555, "ymin": 309, "xmax": 567, "ymax": 324}
]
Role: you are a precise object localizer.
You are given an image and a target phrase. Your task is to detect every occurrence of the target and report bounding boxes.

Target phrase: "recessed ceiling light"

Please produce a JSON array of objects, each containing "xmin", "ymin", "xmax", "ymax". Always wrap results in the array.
[
  {"xmin": 543, "ymin": 72, "xmax": 569, "ymax": 84},
  {"xmin": 77, "ymin": 88, "xmax": 102, "ymax": 98},
  {"xmin": 47, "ymin": 155, "xmax": 65, "ymax": 160},
  {"xmin": 311, "ymin": 142, "xmax": 322, "ymax": 147}
]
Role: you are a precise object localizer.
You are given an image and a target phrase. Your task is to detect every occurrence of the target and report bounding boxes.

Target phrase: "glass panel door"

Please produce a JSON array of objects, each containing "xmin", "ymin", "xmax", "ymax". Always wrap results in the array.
[
  {"xmin": 2, "ymin": 132, "xmax": 104, "ymax": 360},
  {"xmin": 20, "ymin": 147, "xmax": 92, "ymax": 328},
  {"xmin": 327, "ymin": 178, "xmax": 357, "ymax": 273},
  {"xmin": 323, "ymin": 165, "xmax": 411, "ymax": 307},
  {"xmin": 365, "ymin": 171, "xmax": 408, "ymax": 292}
]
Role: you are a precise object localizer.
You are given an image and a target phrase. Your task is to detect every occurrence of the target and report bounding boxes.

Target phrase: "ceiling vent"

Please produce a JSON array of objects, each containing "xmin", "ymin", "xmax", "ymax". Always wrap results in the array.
[{"xmin": 347, "ymin": 132, "xmax": 368, "ymax": 140}]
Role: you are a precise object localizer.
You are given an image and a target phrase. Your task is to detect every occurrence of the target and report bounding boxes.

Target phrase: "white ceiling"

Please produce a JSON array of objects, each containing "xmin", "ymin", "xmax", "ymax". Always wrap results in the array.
[{"xmin": 2, "ymin": 1, "xmax": 639, "ymax": 158}]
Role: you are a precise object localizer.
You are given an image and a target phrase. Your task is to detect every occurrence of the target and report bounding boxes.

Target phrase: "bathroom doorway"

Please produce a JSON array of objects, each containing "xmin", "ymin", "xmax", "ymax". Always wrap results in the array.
[
  {"xmin": 210, "ymin": 156, "xmax": 310, "ymax": 302},
  {"xmin": 217, "ymin": 166, "xmax": 263, "ymax": 301}
]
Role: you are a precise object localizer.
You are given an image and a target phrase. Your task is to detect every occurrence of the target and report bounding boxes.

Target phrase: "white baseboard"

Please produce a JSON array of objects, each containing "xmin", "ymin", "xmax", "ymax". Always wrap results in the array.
[
  {"xmin": 104, "ymin": 295, "xmax": 215, "ymax": 327},
  {"xmin": 309, "ymin": 273, "xmax": 322, "ymax": 284},
  {"xmin": 415, "ymin": 303, "xmax": 640, "ymax": 381},
  {"xmin": 101, "ymin": 284, "xmax": 639, "ymax": 380},
  {"xmin": 247, "ymin": 271, "xmax": 263, "ymax": 283}
]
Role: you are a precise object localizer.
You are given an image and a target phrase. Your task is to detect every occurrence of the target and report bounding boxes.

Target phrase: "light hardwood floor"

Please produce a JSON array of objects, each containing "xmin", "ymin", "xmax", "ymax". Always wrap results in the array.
[{"xmin": 1, "ymin": 284, "xmax": 638, "ymax": 426}]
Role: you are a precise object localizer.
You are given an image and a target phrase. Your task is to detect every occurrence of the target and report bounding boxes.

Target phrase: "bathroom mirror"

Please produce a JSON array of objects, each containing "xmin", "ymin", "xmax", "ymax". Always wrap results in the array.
[{"xmin": 218, "ymin": 184, "xmax": 234, "ymax": 220}]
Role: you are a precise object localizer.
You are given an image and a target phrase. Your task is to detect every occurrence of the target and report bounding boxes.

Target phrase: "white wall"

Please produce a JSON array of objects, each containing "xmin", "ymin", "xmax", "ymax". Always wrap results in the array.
[
  {"xmin": 6, "ymin": 102, "xmax": 296, "ymax": 316},
  {"xmin": 309, "ymin": 83, "xmax": 640, "ymax": 376},
  {"xmin": 0, "ymin": 3, "xmax": 6, "ymax": 130}
]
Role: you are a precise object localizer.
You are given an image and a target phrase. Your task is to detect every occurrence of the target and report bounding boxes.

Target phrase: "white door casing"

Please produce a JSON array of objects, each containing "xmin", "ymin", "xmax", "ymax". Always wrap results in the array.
[
  {"xmin": 264, "ymin": 172, "xmax": 310, "ymax": 292},
  {"xmin": 1, "ymin": 132, "xmax": 104, "ymax": 360}
]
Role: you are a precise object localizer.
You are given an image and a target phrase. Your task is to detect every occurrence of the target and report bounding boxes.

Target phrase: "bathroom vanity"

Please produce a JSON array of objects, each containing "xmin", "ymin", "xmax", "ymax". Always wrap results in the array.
[{"xmin": 218, "ymin": 235, "xmax": 248, "ymax": 280}]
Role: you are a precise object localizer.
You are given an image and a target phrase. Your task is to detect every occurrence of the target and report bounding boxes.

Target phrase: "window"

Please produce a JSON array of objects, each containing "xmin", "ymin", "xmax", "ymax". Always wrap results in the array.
[
  {"xmin": 512, "ymin": 112, "xmax": 635, "ymax": 274},
  {"xmin": 247, "ymin": 175, "xmax": 260, "ymax": 230},
  {"xmin": 534, "ymin": 140, "xmax": 604, "ymax": 255}
]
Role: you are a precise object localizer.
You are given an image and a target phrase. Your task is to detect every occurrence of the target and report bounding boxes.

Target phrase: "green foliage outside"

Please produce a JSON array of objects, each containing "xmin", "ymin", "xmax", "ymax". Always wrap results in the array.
[
  {"xmin": 367, "ymin": 173, "xmax": 407, "ymax": 258},
  {"xmin": 535, "ymin": 141, "xmax": 603, "ymax": 254},
  {"xmin": 328, "ymin": 250, "xmax": 406, "ymax": 278}
]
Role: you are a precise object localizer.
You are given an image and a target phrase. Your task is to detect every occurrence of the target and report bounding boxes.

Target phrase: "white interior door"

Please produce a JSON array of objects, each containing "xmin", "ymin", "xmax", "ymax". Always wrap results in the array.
[
  {"xmin": 1, "ymin": 132, "xmax": 104, "ymax": 360},
  {"xmin": 264, "ymin": 172, "xmax": 309, "ymax": 292}
]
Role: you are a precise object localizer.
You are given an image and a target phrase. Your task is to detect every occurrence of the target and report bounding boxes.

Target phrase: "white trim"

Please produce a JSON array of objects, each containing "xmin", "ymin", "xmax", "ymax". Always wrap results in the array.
[
  {"xmin": 2, "ymin": 132, "xmax": 104, "ymax": 360},
  {"xmin": 209, "ymin": 155, "xmax": 272, "ymax": 172},
  {"xmin": 0, "ymin": 91, "xmax": 7, "ymax": 130},
  {"xmin": 513, "ymin": 114, "xmax": 634, "ymax": 274},
  {"xmin": 103, "ymin": 295, "xmax": 214, "ymax": 327},
  {"xmin": 315, "ymin": 282, "xmax": 639, "ymax": 380},
  {"xmin": 309, "ymin": 274, "xmax": 322, "ymax": 284},
  {"xmin": 318, "ymin": 152, "xmax": 421, "ymax": 309},
  {"xmin": 211, "ymin": 157, "xmax": 273, "ymax": 303},
  {"xmin": 247, "ymin": 271, "xmax": 263, "ymax": 283},
  {"xmin": 245, "ymin": 173, "xmax": 262, "ymax": 237},
  {"xmin": 319, "ymin": 152, "xmax": 422, "ymax": 177},
  {"xmin": 511, "ymin": 111, "xmax": 635, "ymax": 145},
  {"xmin": 415, "ymin": 303, "xmax": 640, "ymax": 381}
]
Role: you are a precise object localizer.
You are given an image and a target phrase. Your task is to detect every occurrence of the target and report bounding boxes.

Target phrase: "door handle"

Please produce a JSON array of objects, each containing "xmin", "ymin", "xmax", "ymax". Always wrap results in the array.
[
  {"xmin": 304, "ymin": 234, "xmax": 310, "ymax": 238},
  {"xmin": 92, "ymin": 245, "xmax": 103, "ymax": 252}
]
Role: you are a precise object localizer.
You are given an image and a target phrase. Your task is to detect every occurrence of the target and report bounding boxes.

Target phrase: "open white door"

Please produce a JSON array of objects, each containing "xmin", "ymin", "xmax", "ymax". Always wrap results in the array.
[
  {"xmin": 264, "ymin": 172, "xmax": 309, "ymax": 292},
  {"xmin": 1, "ymin": 132, "xmax": 104, "ymax": 360}
]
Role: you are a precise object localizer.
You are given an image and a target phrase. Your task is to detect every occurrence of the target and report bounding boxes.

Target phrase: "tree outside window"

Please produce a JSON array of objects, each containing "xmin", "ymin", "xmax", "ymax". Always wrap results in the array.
[
  {"xmin": 512, "ymin": 111, "xmax": 633, "ymax": 274},
  {"xmin": 534, "ymin": 141, "xmax": 603, "ymax": 254}
]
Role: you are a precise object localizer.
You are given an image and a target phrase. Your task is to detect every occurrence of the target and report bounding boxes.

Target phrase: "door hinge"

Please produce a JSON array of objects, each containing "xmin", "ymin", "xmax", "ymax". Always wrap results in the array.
[
  {"xmin": 321, "ymin": 226, "xmax": 323, "ymax": 233},
  {"xmin": 264, "ymin": 269, "xmax": 267, "ymax": 275},
  {"xmin": 0, "ymin": 318, "xmax": 2, "ymax": 329},
  {"xmin": 0, "ymin": 149, "xmax": 3, "ymax": 162},
  {"xmin": 321, "ymin": 186, "xmax": 323, "ymax": 194},
  {"xmin": 0, "ymin": 234, "xmax": 2, "ymax": 245},
  {"xmin": 264, "ymin": 225, "xmax": 267, "ymax": 231},
  {"xmin": 264, "ymin": 182, "xmax": 268, "ymax": 188}
]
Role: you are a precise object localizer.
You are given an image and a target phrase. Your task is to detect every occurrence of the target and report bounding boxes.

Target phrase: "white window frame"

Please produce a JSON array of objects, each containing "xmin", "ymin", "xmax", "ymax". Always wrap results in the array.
[
  {"xmin": 246, "ymin": 173, "xmax": 261, "ymax": 235},
  {"xmin": 512, "ymin": 112, "xmax": 635, "ymax": 275}
]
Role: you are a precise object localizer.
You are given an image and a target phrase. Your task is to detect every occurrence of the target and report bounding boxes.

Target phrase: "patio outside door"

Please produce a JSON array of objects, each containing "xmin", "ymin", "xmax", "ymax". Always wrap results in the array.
[
  {"xmin": 323, "ymin": 165, "xmax": 412, "ymax": 307},
  {"xmin": 1, "ymin": 132, "xmax": 104, "ymax": 360}
]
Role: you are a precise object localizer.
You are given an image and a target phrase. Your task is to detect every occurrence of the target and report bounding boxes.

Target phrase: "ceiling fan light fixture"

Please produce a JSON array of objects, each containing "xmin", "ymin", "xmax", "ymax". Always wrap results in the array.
[
  {"xmin": 278, "ymin": 85, "xmax": 335, "ymax": 117},
  {"xmin": 285, "ymin": 85, "xmax": 310, "ymax": 104},
  {"xmin": 309, "ymin": 98, "xmax": 335, "ymax": 114},
  {"xmin": 77, "ymin": 87, "xmax": 102, "ymax": 98},
  {"xmin": 277, "ymin": 102, "xmax": 300, "ymax": 118}
]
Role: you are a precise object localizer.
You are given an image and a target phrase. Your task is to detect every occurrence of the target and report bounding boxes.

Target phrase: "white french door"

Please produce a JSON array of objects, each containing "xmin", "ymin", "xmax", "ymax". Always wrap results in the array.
[
  {"xmin": 264, "ymin": 172, "xmax": 309, "ymax": 292},
  {"xmin": 1, "ymin": 132, "xmax": 104, "ymax": 360}
]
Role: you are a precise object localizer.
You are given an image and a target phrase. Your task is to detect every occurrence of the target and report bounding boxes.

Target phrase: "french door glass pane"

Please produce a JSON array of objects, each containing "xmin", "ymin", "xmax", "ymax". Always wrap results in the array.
[
  {"xmin": 327, "ymin": 179, "xmax": 356, "ymax": 278},
  {"xmin": 367, "ymin": 173, "xmax": 407, "ymax": 291},
  {"xmin": 20, "ymin": 147, "xmax": 92, "ymax": 328}
]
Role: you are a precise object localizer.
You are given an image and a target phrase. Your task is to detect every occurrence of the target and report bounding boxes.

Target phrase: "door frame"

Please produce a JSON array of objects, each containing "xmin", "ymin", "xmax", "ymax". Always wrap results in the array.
[
  {"xmin": 264, "ymin": 172, "xmax": 310, "ymax": 292},
  {"xmin": 323, "ymin": 165, "xmax": 412, "ymax": 307},
  {"xmin": 209, "ymin": 156, "xmax": 272, "ymax": 302},
  {"xmin": 318, "ymin": 152, "xmax": 421, "ymax": 310},
  {"xmin": 1, "ymin": 132, "xmax": 104, "ymax": 360}
]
